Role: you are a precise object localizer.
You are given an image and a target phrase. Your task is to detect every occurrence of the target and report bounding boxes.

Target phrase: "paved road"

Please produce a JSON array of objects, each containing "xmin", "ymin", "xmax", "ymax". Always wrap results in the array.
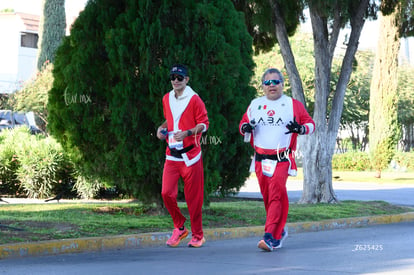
[
  {"xmin": 238, "ymin": 178, "xmax": 414, "ymax": 206},
  {"xmin": 1, "ymin": 222, "xmax": 413, "ymax": 275}
]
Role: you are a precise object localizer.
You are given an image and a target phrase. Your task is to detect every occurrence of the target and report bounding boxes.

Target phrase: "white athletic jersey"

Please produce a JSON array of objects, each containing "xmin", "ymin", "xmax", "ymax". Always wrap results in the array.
[{"xmin": 246, "ymin": 94, "xmax": 293, "ymax": 151}]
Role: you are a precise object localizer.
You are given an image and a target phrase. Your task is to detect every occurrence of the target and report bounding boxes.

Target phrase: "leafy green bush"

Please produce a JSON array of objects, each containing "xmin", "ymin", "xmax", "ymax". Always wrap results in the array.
[
  {"xmin": 0, "ymin": 130, "xmax": 21, "ymax": 195},
  {"xmin": 0, "ymin": 127, "xmax": 77, "ymax": 198},
  {"xmin": 9, "ymin": 62, "xmax": 52, "ymax": 131},
  {"xmin": 392, "ymin": 151, "xmax": 414, "ymax": 171},
  {"xmin": 73, "ymin": 175, "xmax": 103, "ymax": 199},
  {"xmin": 15, "ymin": 130, "xmax": 73, "ymax": 198},
  {"xmin": 332, "ymin": 151, "xmax": 373, "ymax": 171},
  {"xmin": 0, "ymin": 94, "xmax": 13, "ymax": 110}
]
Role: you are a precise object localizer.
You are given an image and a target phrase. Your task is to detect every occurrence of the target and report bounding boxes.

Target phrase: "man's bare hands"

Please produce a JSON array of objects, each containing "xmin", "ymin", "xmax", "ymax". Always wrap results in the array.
[
  {"xmin": 157, "ymin": 127, "xmax": 168, "ymax": 140},
  {"xmin": 173, "ymin": 131, "xmax": 189, "ymax": 142}
]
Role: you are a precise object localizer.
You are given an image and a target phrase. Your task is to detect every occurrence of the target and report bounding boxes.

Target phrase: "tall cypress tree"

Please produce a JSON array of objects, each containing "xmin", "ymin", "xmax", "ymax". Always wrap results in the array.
[
  {"xmin": 37, "ymin": 0, "xmax": 66, "ymax": 70},
  {"xmin": 369, "ymin": 0, "xmax": 413, "ymax": 177},
  {"xmin": 48, "ymin": 0, "xmax": 255, "ymax": 203},
  {"xmin": 369, "ymin": 8, "xmax": 400, "ymax": 178}
]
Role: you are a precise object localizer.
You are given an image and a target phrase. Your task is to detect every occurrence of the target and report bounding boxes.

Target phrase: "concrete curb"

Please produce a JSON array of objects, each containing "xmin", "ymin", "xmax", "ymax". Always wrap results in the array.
[{"xmin": 1, "ymin": 212, "xmax": 414, "ymax": 260}]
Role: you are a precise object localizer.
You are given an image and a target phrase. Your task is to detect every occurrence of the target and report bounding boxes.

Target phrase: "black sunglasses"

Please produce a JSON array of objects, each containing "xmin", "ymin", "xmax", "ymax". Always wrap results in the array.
[
  {"xmin": 263, "ymin": 79, "xmax": 282, "ymax": 86},
  {"xmin": 170, "ymin": 74, "xmax": 185, "ymax": 81}
]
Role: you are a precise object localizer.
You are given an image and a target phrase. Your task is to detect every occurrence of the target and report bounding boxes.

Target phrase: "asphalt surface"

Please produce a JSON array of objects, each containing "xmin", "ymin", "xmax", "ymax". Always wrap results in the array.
[
  {"xmin": 0, "ymin": 178, "xmax": 413, "ymax": 275},
  {"xmin": 1, "ymin": 222, "xmax": 413, "ymax": 274}
]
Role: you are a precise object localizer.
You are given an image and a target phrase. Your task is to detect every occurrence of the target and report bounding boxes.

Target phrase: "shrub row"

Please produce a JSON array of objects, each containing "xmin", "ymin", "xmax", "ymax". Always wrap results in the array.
[
  {"xmin": 0, "ymin": 127, "xmax": 75, "ymax": 198},
  {"xmin": 392, "ymin": 151, "xmax": 414, "ymax": 171},
  {"xmin": 0, "ymin": 127, "xmax": 106, "ymax": 199},
  {"xmin": 332, "ymin": 151, "xmax": 414, "ymax": 171},
  {"xmin": 332, "ymin": 151, "xmax": 372, "ymax": 171}
]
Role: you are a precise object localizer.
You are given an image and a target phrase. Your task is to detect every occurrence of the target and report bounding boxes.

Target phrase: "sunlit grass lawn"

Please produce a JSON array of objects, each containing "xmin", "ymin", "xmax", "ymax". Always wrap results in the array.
[
  {"xmin": 0, "ymin": 200, "xmax": 412, "ymax": 245},
  {"xmin": 279, "ymin": 168, "xmax": 414, "ymax": 185},
  {"xmin": 330, "ymin": 170, "xmax": 414, "ymax": 184}
]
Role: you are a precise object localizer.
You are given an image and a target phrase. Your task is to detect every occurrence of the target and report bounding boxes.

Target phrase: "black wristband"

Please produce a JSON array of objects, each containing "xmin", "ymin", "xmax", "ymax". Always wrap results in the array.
[
  {"xmin": 300, "ymin": 125, "xmax": 306, "ymax": 135},
  {"xmin": 187, "ymin": 130, "xmax": 192, "ymax": 137}
]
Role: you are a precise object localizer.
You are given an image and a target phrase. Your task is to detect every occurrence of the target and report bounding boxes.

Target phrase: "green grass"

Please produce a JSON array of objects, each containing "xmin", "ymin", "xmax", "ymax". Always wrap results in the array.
[{"xmin": 0, "ymin": 200, "xmax": 412, "ymax": 245}]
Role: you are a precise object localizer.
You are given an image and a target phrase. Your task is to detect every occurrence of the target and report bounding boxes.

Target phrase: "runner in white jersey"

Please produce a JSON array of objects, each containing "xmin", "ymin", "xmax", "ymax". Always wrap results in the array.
[{"xmin": 239, "ymin": 68, "xmax": 315, "ymax": 252}]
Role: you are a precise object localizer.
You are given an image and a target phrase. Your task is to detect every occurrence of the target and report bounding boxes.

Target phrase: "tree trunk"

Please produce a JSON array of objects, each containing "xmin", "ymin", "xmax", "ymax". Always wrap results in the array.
[
  {"xmin": 270, "ymin": 1, "xmax": 306, "ymax": 105},
  {"xmin": 270, "ymin": 0, "xmax": 369, "ymax": 203},
  {"xmin": 299, "ymin": 1, "xmax": 367, "ymax": 203},
  {"xmin": 300, "ymin": 133, "xmax": 337, "ymax": 203}
]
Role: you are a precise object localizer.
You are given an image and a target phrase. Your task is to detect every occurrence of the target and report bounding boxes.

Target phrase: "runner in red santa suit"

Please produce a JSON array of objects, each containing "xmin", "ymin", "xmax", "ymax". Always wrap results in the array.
[
  {"xmin": 157, "ymin": 64, "xmax": 209, "ymax": 248},
  {"xmin": 239, "ymin": 68, "xmax": 315, "ymax": 252}
]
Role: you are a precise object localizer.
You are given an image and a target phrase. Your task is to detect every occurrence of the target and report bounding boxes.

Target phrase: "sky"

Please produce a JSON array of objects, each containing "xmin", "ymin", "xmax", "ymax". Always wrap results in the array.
[
  {"xmin": 300, "ymin": 9, "xmax": 379, "ymax": 51},
  {"xmin": 0, "ymin": 0, "xmax": 88, "ymax": 19}
]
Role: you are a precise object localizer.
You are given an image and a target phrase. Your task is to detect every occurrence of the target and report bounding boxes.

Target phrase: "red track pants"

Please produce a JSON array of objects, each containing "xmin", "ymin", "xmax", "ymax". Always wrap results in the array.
[
  {"xmin": 255, "ymin": 160, "xmax": 289, "ymax": 240},
  {"xmin": 162, "ymin": 158, "xmax": 204, "ymax": 239}
]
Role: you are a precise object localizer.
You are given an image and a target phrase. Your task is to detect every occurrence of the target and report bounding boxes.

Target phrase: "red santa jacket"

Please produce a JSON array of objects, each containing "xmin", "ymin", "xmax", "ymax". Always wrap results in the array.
[{"xmin": 163, "ymin": 86, "xmax": 209, "ymax": 167}]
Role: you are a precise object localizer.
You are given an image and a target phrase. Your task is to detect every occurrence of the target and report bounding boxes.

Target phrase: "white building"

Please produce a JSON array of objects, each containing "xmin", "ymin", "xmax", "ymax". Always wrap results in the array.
[
  {"xmin": 0, "ymin": 12, "xmax": 39, "ymax": 93},
  {"xmin": 399, "ymin": 37, "xmax": 414, "ymax": 66}
]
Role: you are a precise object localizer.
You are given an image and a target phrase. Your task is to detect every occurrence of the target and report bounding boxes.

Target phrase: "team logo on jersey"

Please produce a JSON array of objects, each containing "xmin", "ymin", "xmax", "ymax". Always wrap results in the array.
[
  {"xmin": 257, "ymin": 116, "xmax": 284, "ymax": 126},
  {"xmin": 267, "ymin": 110, "xmax": 275, "ymax": 116}
]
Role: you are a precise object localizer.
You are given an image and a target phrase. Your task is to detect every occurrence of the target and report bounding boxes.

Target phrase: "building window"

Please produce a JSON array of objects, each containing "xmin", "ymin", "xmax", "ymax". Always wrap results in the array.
[{"xmin": 21, "ymin": 32, "xmax": 39, "ymax": 48}]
